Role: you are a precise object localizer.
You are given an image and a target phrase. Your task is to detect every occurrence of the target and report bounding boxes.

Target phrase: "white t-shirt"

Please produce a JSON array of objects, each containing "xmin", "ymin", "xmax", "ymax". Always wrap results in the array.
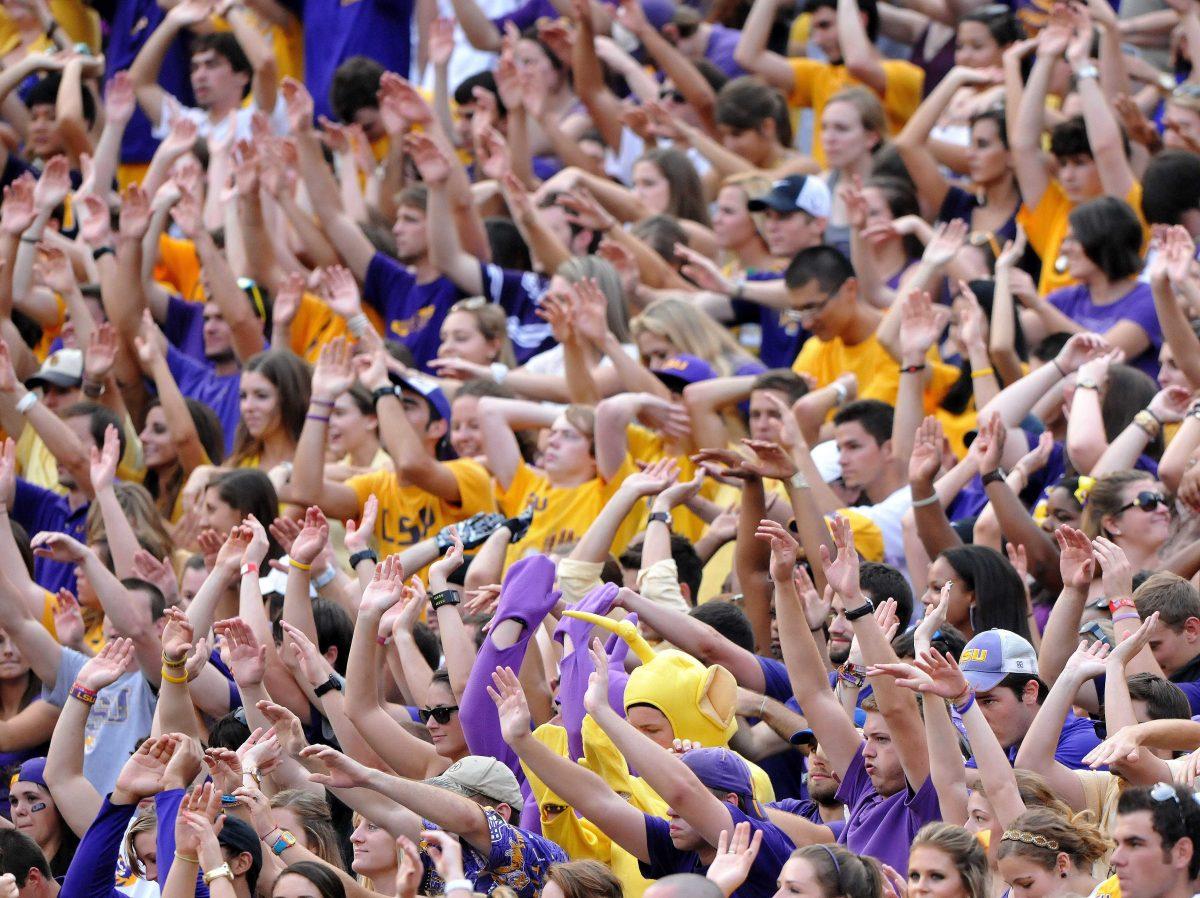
[{"xmin": 153, "ymin": 94, "xmax": 289, "ymax": 146}]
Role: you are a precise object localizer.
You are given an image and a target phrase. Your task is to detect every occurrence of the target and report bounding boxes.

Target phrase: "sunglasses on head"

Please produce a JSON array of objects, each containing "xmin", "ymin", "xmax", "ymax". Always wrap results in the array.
[
  {"xmin": 419, "ymin": 704, "xmax": 459, "ymax": 724},
  {"xmin": 1118, "ymin": 491, "xmax": 1167, "ymax": 514}
]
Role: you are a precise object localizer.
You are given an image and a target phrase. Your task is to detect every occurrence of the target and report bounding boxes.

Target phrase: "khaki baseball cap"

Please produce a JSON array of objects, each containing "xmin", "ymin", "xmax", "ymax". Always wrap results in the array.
[{"xmin": 425, "ymin": 756, "xmax": 523, "ymax": 808}]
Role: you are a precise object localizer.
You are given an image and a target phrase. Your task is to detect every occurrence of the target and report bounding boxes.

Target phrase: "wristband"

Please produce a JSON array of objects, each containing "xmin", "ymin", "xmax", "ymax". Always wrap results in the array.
[
  {"xmin": 310, "ymin": 398, "xmax": 334, "ymax": 407},
  {"xmin": 1109, "ymin": 597, "xmax": 1137, "ymax": 614},
  {"xmin": 306, "ymin": 414, "xmax": 330, "ymax": 423},
  {"xmin": 430, "ymin": 589, "xmax": 461, "ymax": 610},
  {"xmin": 241, "ymin": 561, "xmax": 259, "ymax": 578},
  {"xmin": 348, "ymin": 549, "xmax": 378, "ymax": 568},
  {"xmin": 259, "ymin": 825, "xmax": 282, "ymax": 841},
  {"xmin": 970, "ymin": 367, "xmax": 995, "ymax": 379},
  {"xmin": 347, "ymin": 313, "xmax": 370, "ymax": 336},
  {"xmin": 490, "ymin": 361, "xmax": 509, "ymax": 384},
  {"xmin": 203, "ymin": 864, "xmax": 234, "ymax": 886},
  {"xmin": 15, "ymin": 392, "xmax": 37, "ymax": 414},
  {"xmin": 953, "ymin": 691, "xmax": 976, "ymax": 715},
  {"xmin": 1052, "ymin": 358, "xmax": 1067, "ymax": 377},
  {"xmin": 91, "ymin": 245, "xmax": 114, "ymax": 261},
  {"xmin": 911, "ymin": 493, "xmax": 940, "ymax": 508},
  {"xmin": 162, "ymin": 652, "xmax": 187, "ymax": 668},
  {"xmin": 445, "ymin": 880, "xmax": 474, "ymax": 895},
  {"xmin": 19, "ymin": 234, "xmax": 40, "ymax": 244},
  {"xmin": 981, "ymin": 469, "xmax": 1006, "ymax": 487},
  {"xmin": 69, "ymin": 683, "xmax": 98, "ymax": 705},
  {"xmin": 174, "ymin": 851, "xmax": 199, "ymax": 864},
  {"xmin": 1112, "ymin": 612, "xmax": 1141, "ymax": 623},
  {"xmin": 288, "ymin": 557, "xmax": 312, "ymax": 572},
  {"xmin": 220, "ymin": 794, "xmax": 241, "ymax": 807},
  {"xmin": 901, "ymin": 364, "xmax": 927, "ymax": 374},
  {"xmin": 312, "ymin": 565, "xmax": 337, "ymax": 589},
  {"xmin": 161, "ymin": 667, "xmax": 189, "ymax": 685},
  {"xmin": 313, "ymin": 674, "xmax": 343, "ymax": 697}
]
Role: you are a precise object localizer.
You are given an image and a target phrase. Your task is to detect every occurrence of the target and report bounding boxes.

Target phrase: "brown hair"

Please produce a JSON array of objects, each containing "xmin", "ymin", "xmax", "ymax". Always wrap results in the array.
[
  {"xmin": 229, "ymin": 350, "xmax": 312, "ymax": 468},
  {"xmin": 1135, "ymin": 572, "xmax": 1200, "ymax": 631},
  {"xmin": 997, "ymin": 807, "xmax": 1110, "ymax": 870},
  {"xmin": 446, "ymin": 297, "xmax": 517, "ymax": 368},
  {"xmin": 271, "ymin": 789, "xmax": 344, "ymax": 868},
  {"xmin": 1080, "ymin": 470, "xmax": 1156, "ymax": 539},
  {"xmin": 562, "ymin": 404, "xmax": 596, "ymax": 457},
  {"xmin": 912, "ymin": 823, "xmax": 991, "ymax": 898},
  {"xmin": 790, "ymin": 844, "xmax": 884, "ymax": 898},
  {"xmin": 824, "ymin": 87, "xmax": 887, "ymax": 156},
  {"xmin": 545, "ymin": 860, "xmax": 623, "ymax": 898}
]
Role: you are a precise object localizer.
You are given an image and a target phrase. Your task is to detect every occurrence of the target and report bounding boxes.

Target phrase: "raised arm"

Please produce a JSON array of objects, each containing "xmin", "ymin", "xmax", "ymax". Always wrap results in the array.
[
  {"xmin": 838, "ymin": 0, "xmax": 885, "ymax": 92},
  {"xmin": 129, "ymin": 0, "xmax": 213, "ymax": 128},
  {"xmin": 1066, "ymin": 10, "xmax": 1135, "ymax": 200},
  {"xmin": 757, "ymin": 518, "xmax": 863, "ymax": 779},
  {"xmin": 734, "ymin": 0, "xmax": 797, "ymax": 93},
  {"xmin": 1011, "ymin": 23, "xmax": 1069, "ymax": 212},
  {"xmin": 478, "ymin": 396, "xmax": 558, "ymax": 490}
]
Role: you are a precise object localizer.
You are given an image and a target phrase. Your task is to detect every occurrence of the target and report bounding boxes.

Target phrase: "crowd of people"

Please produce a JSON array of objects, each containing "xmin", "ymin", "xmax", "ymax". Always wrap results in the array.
[{"xmin": 6, "ymin": 0, "xmax": 1200, "ymax": 895}]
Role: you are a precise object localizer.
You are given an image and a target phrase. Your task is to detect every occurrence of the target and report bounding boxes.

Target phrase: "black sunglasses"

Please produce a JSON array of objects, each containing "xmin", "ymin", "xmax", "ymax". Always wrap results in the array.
[
  {"xmin": 1118, "ymin": 491, "xmax": 1167, "ymax": 514},
  {"xmin": 419, "ymin": 705, "xmax": 459, "ymax": 724}
]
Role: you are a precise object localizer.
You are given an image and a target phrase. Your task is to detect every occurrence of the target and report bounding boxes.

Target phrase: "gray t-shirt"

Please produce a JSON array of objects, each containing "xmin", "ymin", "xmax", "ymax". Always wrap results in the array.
[{"xmin": 43, "ymin": 649, "xmax": 157, "ymax": 796}]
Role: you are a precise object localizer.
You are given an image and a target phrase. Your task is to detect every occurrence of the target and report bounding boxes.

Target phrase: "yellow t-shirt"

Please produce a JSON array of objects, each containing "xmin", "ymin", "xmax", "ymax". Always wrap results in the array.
[
  {"xmin": 40, "ymin": 590, "xmax": 105, "ymax": 653},
  {"xmin": 213, "ymin": 11, "xmax": 302, "ymax": 83},
  {"xmin": 624, "ymin": 426, "xmax": 723, "ymax": 544},
  {"xmin": 786, "ymin": 58, "xmax": 924, "ymax": 167},
  {"xmin": 499, "ymin": 459, "xmax": 637, "ymax": 567},
  {"xmin": 155, "ymin": 235, "xmax": 203, "ymax": 303},
  {"xmin": 345, "ymin": 459, "xmax": 496, "ymax": 558},
  {"xmin": 15, "ymin": 414, "xmax": 145, "ymax": 494},
  {"xmin": 792, "ymin": 335, "xmax": 959, "ymax": 414},
  {"xmin": 1018, "ymin": 180, "xmax": 1147, "ymax": 297},
  {"xmin": 290, "ymin": 293, "xmax": 349, "ymax": 363}
]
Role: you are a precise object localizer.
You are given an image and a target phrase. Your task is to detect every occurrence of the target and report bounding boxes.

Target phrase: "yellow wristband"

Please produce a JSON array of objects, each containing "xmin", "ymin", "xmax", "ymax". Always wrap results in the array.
[
  {"xmin": 288, "ymin": 557, "xmax": 312, "ymax": 572},
  {"xmin": 161, "ymin": 667, "xmax": 189, "ymax": 685},
  {"xmin": 970, "ymin": 367, "xmax": 995, "ymax": 379}
]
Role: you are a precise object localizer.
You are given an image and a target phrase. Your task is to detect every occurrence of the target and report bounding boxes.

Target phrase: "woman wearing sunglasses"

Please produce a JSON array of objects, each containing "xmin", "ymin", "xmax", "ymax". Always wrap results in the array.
[{"xmin": 1081, "ymin": 472, "xmax": 1175, "ymax": 578}]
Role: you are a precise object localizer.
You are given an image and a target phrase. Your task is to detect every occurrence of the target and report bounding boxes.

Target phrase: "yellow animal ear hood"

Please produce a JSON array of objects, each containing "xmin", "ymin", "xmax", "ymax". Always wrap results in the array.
[{"xmin": 623, "ymin": 649, "xmax": 738, "ymax": 747}]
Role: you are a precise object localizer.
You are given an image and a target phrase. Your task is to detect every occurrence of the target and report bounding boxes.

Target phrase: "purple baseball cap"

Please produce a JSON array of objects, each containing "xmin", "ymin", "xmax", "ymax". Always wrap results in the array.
[
  {"xmin": 390, "ymin": 370, "xmax": 452, "ymax": 422},
  {"xmin": 13, "ymin": 757, "xmax": 46, "ymax": 788},
  {"xmin": 679, "ymin": 748, "xmax": 764, "ymax": 819},
  {"xmin": 959, "ymin": 629, "xmax": 1039, "ymax": 692},
  {"xmin": 651, "ymin": 354, "xmax": 718, "ymax": 392}
]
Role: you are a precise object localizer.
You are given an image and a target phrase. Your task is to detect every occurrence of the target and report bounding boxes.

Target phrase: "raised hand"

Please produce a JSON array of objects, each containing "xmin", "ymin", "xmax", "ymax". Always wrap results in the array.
[
  {"xmin": 742, "ymin": 437, "xmax": 799, "ymax": 482},
  {"xmin": 379, "ymin": 72, "xmax": 433, "ymax": 126},
  {"xmin": 161, "ymin": 606, "xmax": 195, "ymax": 664},
  {"xmin": 213, "ymin": 617, "xmax": 267, "ymax": 687},
  {"xmin": 1012, "ymin": 430, "xmax": 1054, "ymax": 481},
  {"xmin": 1062, "ymin": 638, "xmax": 1111, "ymax": 682},
  {"xmin": 583, "ymin": 637, "xmax": 612, "ymax": 717},
  {"xmin": 51, "ymin": 589, "xmax": 85, "ymax": 649},
  {"xmin": 319, "ymin": 266, "xmax": 363, "ymax": 321},
  {"xmin": 75, "ymin": 636, "xmax": 134, "ymax": 691},
  {"xmin": 1107, "ymin": 612, "xmax": 1159, "ymax": 669},
  {"xmin": 909, "ymin": 415, "xmax": 945, "ymax": 487},
  {"xmin": 429, "ymin": 528, "xmax": 465, "ymax": 586},
  {"xmin": 1092, "ymin": 536, "xmax": 1133, "ymax": 603},
  {"xmin": 819, "ymin": 515, "xmax": 861, "ymax": 601},
  {"xmin": 301, "ymin": 745, "xmax": 372, "ymax": 789},
  {"xmin": 30, "ymin": 530, "xmax": 89, "ymax": 564},
  {"xmin": 290, "ymin": 506, "xmax": 330, "ymax": 566},
  {"xmin": 34, "ymin": 245, "xmax": 76, "ymax": 296},
  {"xmin": 898, "ymin": 289, "xmax": 950, "ymax": 362},
  {"xmin": 921, "ymin": 219, "xmax": 968, "ymax": 268},
  {"xmin": 429, "ymin": 17, "xmax": 456, "ymax": 67},
  {"xmin": 87, "ymin": 423, "xmax": 120, "ymax": 494},
  {"xmin": 1055, "ymin": 332, "xmax": 1111, "ymax": 375},
  {"xmin": 118, "ymin": 183, "xmax": 151, "ymax": 239},
  {"xmin": 33, "ymin": 156, "xmax": 70, "ymax": 213},
  {"xmin": 1148, "ymin": 385, "xmax": 1193, "ymax": 424},
  {"xmin": 345, "ymin": 493, "xmax": 378, "ymax": 555},
  {"xmin": 973, "ymin": 411, "xmax": 1006, "ymax": 476},
  {"xmin": 114, "ymin": 733, "xmax": 180, "ymax": 803},
  {"xmin": 914, "ymin": 583, "xmax": 950, "ymax": 656},
  {"xmin": 360, "ymin": 554, "xmax": 405, "ymax": 616},
  {"xmin": 1055, "ymin": 525, "xmax": 1096, "ymax": 591},
  {"xmin": 488, "ymin": 665, "xmax": 533, "ymax": 746},
  {"xmin": 281, "ymin": 77, "xmax": 314, "ymax": 134},
  {"xmin": 256, "ymin": 700, "xmax": 307, "ymax": 757},
  {"xmin": 404, "ymin": 132, "xmax": 450, "ymax": 186},
  {"xmin": 995, "ymin": 226, "xmax": 1027, "ymax": 271},
  {"xmin": 754, "ymin": 518, "xmax": 799, "ymax": 584},
  {"xmin": 422, "ymin": 828, "xmax": 468, "ymax": 884},
  {"xmin": 706, "ymin": 822, "xmax": 764, "ymax": 898},
  {"xmin": 0, "ymin": 173, "xmax": 35, "ymax": 236}
]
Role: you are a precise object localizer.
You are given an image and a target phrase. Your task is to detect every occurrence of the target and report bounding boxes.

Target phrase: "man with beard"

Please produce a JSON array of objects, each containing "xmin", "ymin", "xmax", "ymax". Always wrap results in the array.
[{"xmin": 287, "ymin": 78, "xmax": 465, "ymax": 373}]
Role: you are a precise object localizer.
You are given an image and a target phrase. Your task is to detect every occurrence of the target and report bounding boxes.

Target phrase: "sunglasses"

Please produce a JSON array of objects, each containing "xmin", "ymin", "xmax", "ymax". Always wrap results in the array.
[
  {"xmin": 1117, "ymin": 491, "xmax": 1167, "ymax": 514},
  {"xmin": 659, "ymin": 87, "xmax": 686, "ymax": 104},
  {"xmin": 419, "ymin": 704, "xmax": 459, "ymax": 724}
]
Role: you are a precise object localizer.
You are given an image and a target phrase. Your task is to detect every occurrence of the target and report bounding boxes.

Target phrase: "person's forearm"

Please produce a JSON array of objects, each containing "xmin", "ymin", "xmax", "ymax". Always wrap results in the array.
[
  {"xmin": 925, "ymin": 692, "xmax": 968, "ymax": 824},
  {"xmin": 961, "ymin": 702, "xmax": 1024, "ymax": 828},
  {"xmin": 282, "ymin": 563, "xmax": 320, "ymax": 647},
  {"xmin": 281, "ymin": 414, "xmax": 331, "ymax": 508},
  {"xmin": 95, "ymin": 488, "xmax": 141, "ymax": 578},
  {"xmin": 980, "ymin": 358, "xmax": 1063, "ymax": 427},
  {"xmin": 787, "ymin": 478, "xmax": 837, "ymax": 597},
  {"xmin": 983, "ymin": 480, "xmax": 1061, "ymax": 590},
  {"xmin": 1093, "ymin": 422, "xmax": 1154, "ymax": 478},
  {"xmin": 1066, "ymin": 388, "xmax": 1107, "ymax": 475},
  {"xmin": 45, "ymin": 693, "xmax": 104, "ymax": 836},
  {"xmin": 1014, "ymin": 667, "xmax": 1088, "ymax": 770},
  {"xmin": 571, "ymin": 485, "xmax": 643, "ymax": 564},
  {"xmin": 1160, "ymin": 415, "xmax": 1200, "ymax": 493},
  {"xmin": 129, "ymin": 15, "xmax": 182, "ymax": 93},
  {"xmin": 1038, "ymin": 587, "xmax": 1087, "ymax": 686},
  {"xmin": 185, "ymin": 566, "xmax": 238, "ymax": 644},
  {"xmin": 912, "ymin": 476, "xmax": 962, "ymax": 559},
  {"xmin": 61, "ymin": 796, "xmax": 139, "ymax": 898},
  {"xmin": 1153, "ymin": 278, "xmax": 1200, "ymax": 389}
]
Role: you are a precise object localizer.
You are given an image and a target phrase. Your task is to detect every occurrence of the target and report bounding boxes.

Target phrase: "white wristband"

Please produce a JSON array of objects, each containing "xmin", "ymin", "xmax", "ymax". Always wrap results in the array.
[
  {"xmin": 444, "ymin": 880, "xmax": 473, "ymax": 894},
  {"xmin": 312, "ymin": 565, "xmax": 337, "ymax": 590},
  {"xmin": 15, "ymin": 392, "xmax": 38, "ymax": 414},
  {"xmin": 490, "ymin": 362, "xmax": 509, "ymax": 384},
  {"xmin": 347, "ymin": 313, "xmax": 370, "ymax": 336}
]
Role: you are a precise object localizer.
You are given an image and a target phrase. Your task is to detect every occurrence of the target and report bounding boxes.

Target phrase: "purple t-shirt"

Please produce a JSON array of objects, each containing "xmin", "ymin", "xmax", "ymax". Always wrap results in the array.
[
  {"xmin": 836, "ymin": 742, "xmax": 941, "ymax": 874},
  {"xmin": 166, "ymin": 345, "xmax": 241, "ymax": 455},
  {"xmin": 362, "ymin": 252, "xmax": 463, "ymax": 372},
  {"xmin": 731, "ymin": 270, "xmax": 808, "ymax": 370},
  {"xmin": 11, "ymin": 478, "xmax": 86, "ymax": 595},
  {"xmin": 477, "ymin": 262, "xmax": 556, "ymax": 363},
  {"xmin": 641, "ymin": 806, "xmax": 795, "ymax": 898},
  {"xmin": 705, "ymin": 23, "xmax": 746, "ymax": 77},
  {"xmin": 163, "ymin": 294, "xmax": 207, "ymax": 362},
  {"xmin": 1047, "ymin": 282, "xmax": 1162, "ymax": 378}
]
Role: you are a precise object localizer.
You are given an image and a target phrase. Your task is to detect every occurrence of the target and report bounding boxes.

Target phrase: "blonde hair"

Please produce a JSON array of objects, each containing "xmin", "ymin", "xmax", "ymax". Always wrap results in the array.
[
  {"xmin": 974, "ymin": 769, "xmax": 1074, "ymax": 820},
  {"xmin": 631, "ymin": 297, "xmax": 755, "ymax": 376},
  {"xmin": 86, "ymin": 481, "xmax": 173, "ymax": 559},
  {"xmin": 912, "ymin": 823, "xmax": 991, "ymax": 898},
  {"xmin": 722, "ymin": 171, "xmax": 774, "ymax": 246},
  {"xmin": 447, "ymin": 297, "xmax": 517, "ymax": 368},
  {"xmin": 1080, "ymin": 470, "xmax": 1156, "ymax": 538},
  {"xmin": 562, "ymin": 404, "xmax": 596, "ymax": 456},
  {"xmin": 272, "ymin": 789, "xmax": 344, "ymax": 868},
  {"xmin": 998, "ymin": 807, "xmax": 1111, "ymax": 870},
  {"xmin": 124, "ymin": 806, "xmax": 157, "ymax": 878},
  {"xmin": 825, "ymin": 86, "xmax": 887, "ymax": 155}
]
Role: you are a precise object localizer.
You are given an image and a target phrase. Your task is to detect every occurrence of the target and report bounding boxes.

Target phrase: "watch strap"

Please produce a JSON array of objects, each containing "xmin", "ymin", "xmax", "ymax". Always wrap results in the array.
[
  {"xmin": 313, "ymin": 675, "xmax": 343, "ymax": 697},
  {"xmin": 844, "ymin": 599, "xmax": 875, "ymax": 621},
  {"xmin": 430, "ymin": 589, "xmax": 461, "ymax": 610}
]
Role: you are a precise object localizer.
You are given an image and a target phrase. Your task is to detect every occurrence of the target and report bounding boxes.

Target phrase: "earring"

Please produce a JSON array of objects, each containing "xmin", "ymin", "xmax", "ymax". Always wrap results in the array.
[{"xmin": 1060, "ymin": 872, "xmax": 1068, "ymax": 879}]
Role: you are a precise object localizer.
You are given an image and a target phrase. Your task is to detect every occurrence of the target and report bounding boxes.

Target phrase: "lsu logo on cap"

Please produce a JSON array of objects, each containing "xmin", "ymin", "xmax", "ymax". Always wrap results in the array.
[
  {"xmin": 961, "ymin": 648, "xmax": 989, "ymax": 664},
  {"xmin": 660, "ymin": 358, "xmax": 689, "ymax": 372}
]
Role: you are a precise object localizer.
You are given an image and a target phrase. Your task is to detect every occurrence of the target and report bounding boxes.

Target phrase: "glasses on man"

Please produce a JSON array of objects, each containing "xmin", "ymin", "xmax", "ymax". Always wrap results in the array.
[
  {"xmin": 782, "ymin": 288, "xmax": 838, "ymax": 324},
  {"xmin": 419, "ymin": 704, "xmax": 459, "ymax": 724},
  {"xmin": 1117, "ymin": 491, "xmax": 1167, "ymax": 514}
]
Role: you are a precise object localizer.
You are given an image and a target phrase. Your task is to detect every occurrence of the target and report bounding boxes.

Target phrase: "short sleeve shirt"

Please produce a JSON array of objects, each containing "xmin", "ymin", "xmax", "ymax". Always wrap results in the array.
[
  {"xmin": 786, "ymin": 58, "xmax": 924, "ymax": 167},
  {"xmin": 836, "ymin": 742, "xmax": 941, "ymax": 874},
  {"xmin": 640, "ymin": 806, "xmax": 795, "ymax": 898},
  {"xmin": 165, "ymin": 345, "xmax": 241, "ymax": 456},
  {"xmin": 1047, "ymin": 281, "xmax": 1162, "ymax": 378},
  {"xmin": 419, "ymin": 809, "xmax": 567, "ymax": 898},
  {"xmin": 362, "ymin": 252, "xmax": 463, "ymax": 371},
  {"xmin": 345, "ymin": 459, "xmax": 497, "ymax": 558},
  {"xmin": 43, "ymin": 649, "xmax": 156, "ymax": 795}
]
